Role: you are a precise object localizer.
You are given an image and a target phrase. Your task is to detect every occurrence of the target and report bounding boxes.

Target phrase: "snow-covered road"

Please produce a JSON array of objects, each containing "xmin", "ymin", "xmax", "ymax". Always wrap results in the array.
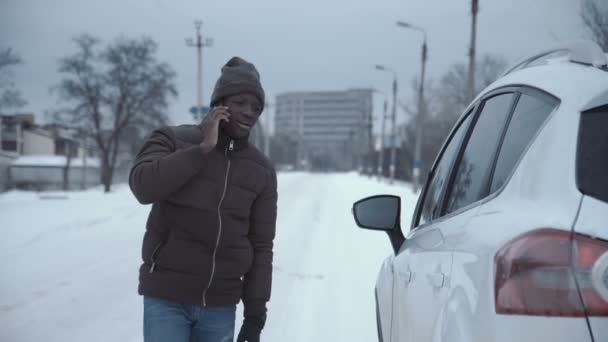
[{"xmin": 0, "ymin": 172, "xmax": 419, "ymax": 341}]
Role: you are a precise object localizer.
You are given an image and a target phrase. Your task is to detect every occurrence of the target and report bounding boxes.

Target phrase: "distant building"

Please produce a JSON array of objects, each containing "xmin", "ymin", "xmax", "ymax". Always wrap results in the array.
[
  {"xmin": 1, "ymin": 114, "xmax": 48, "ymax": 154},
  {"xmin": 10, "ymin": 155, "xmax": 100, "ymax": 191},
  {"xmin": 0, "ymin": 113, "xmax": 98, "ymax": 191},
  {"xmin": 274, "ymin": 88, "xmax": 373, "ymax": 171},
  {"xmin": 249, "ymin": 122, "xmax": 266, "ymax": 154}
]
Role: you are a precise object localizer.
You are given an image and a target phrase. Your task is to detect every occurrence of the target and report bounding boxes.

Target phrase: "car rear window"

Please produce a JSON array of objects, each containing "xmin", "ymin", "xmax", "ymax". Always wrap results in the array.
[
  {"xmin": 490, "ymin": 92, "xmax": 558, "ymax": 193},
  {"xmin": 577, "ymin": 104, "xmax": 608, "ymax": 203}
]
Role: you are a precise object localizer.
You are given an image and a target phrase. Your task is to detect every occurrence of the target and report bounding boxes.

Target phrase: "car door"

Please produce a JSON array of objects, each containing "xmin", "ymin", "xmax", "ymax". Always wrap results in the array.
[
  {"xmin": 375, "ymin": 254, "xmax": 395, "ymax": 342},
  {"xmin": 391, "ymin": 109, "xmax": 475, "ymax": 342}
]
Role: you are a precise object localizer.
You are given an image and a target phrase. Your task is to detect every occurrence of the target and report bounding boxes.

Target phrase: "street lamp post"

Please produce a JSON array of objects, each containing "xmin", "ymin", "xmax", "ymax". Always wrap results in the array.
[
  {"xmin": 375, "ymin": 65, "xmax": 398, "ymax": 184},
  {"xmin": 373, "ymin": 89, "xmax": 389, "ymax": 181},
  {"xmin": 362, "ymin": 94, "xmax": 374, "ymax": 177},
  {"xmin": 468, "ymin": 0, "xmax": 479, "ymax": 103},
  {"xmin": 397, "ymin": 21, "xmax": 428, "ymax": 193}
]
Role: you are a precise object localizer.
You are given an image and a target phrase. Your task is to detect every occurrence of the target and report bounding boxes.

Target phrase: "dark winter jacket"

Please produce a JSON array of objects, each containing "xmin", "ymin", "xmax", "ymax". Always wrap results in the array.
[{"xmin": 129, "ymin": 124, "xmax": 277, "ymax": 317}]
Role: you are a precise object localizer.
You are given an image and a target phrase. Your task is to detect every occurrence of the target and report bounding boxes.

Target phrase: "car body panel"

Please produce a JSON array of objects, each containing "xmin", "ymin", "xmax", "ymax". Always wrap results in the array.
[
  {"xmin": 446, "ymin": 255, "xmax": 592, "ymax": 342},
  {"xmin": 588, "ymin": 318, "xmax": 608, "ymax": 342},
  {"xmin": 397, "ymin": 207, "xmax": 477, "ymax": 342},
  {"xmin": 434, "ymin": 65, "xmax": 602, "ymax": 342},
  {"xmin": 376, "ymin": 255, "xmax": 395, "ymax": 341},
  {"xmin": 573, "ymin": 195, "xmax": 608, "ymax": 341},
  {"xmin": 368, "ymin": 52, "xmax": 608, "ymax": 342},
  {"xmin": 477, "ymin": 63, "xmax": 608, "ymax": 112}
]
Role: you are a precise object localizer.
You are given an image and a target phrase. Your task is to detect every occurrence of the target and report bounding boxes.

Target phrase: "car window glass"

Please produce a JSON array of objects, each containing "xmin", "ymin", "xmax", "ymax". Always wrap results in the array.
[
  {"xmin": 577, "ymin": 104, "xmax": 608, "ymax": 203},
  {"xmin": 445, "ymin": 94, "xmax": 514, "ymax": 214},
  {"xmin": 418, "ymin": 113, "xmax": 473, "ymax": 226},
  {"xmin": 491, "ymin": 93, "xmax": 557, "ymax": 192}
]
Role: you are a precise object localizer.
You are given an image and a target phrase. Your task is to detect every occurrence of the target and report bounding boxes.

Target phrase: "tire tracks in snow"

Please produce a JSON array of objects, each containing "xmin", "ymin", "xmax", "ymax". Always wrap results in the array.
[
  {"xmin": 265, "ymin": 173, "xmax": 331, "ymax": 340},
  {"xmin": 265, "ymin": 173, "xmax": 396, "ymax": 342}
]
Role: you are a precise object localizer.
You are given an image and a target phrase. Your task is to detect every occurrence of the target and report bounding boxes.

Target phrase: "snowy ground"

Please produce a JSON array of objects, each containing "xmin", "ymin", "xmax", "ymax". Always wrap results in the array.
[{"xmin": 0, "ymin": 172, "xmax": 419, "ymax": 342}]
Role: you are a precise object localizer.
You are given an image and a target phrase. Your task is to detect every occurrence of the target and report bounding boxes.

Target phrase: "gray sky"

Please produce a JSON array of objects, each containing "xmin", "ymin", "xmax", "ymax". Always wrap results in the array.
[{"xmin": 1, "ymin": 0, "xmax": 585, "ymax": 129}]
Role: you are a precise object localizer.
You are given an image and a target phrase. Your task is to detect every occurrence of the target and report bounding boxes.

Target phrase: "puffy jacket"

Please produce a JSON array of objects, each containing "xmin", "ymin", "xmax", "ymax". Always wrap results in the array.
[{"xmin": 129, "ymin": 124, "xmax": 277, "ymax": 317}]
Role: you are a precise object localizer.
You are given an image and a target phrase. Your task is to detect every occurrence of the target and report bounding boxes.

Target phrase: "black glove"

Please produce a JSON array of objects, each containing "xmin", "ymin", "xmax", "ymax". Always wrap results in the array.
[{"xmin": 236, "ymin": 314, "xmax": 266, "ymax": 342}]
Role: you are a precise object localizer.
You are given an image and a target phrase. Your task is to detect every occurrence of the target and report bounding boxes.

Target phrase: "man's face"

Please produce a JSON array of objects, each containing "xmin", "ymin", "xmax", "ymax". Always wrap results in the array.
[{"xmin": 221, "ymin": 93, "xmax": 262, "ymax": 139}]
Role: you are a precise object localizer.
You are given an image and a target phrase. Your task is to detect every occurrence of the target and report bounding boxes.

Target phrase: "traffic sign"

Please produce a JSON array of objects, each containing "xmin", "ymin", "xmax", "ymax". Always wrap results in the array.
[{"xmin": 189, "ymin": 106, "xmax": 210, "ymax": 115}]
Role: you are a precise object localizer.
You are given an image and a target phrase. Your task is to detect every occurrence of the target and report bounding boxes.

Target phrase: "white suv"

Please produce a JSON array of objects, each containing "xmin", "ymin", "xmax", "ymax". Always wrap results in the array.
[{"xmin": 353, "ymin": 40, "xmax": 608, "ymax": 342}]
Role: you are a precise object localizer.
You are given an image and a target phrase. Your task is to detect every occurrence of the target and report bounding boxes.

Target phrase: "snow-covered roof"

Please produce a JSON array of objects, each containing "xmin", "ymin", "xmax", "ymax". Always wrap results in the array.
[
  {"xmin": 0, "ymin": 150, "xmax": 19, "ymax": 159},
  {"xmin": 11, "ymin": 155, "xmax": 101, "ymax": 168}
]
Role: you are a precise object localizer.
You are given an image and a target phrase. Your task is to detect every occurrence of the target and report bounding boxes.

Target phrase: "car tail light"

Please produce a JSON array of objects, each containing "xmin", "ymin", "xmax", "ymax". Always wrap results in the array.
[{"xmin": 495, "ymin": 228, "xmax": 608, "ymax": 316}]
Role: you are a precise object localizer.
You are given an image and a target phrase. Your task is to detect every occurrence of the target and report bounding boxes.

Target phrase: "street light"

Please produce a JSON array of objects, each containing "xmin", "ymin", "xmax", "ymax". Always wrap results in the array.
[
  {"xmin": 397, "ymin": 20, "xmax": 428, "ymax": 193},
  {"xmin": 375, "ymin": 64, "xmax": 398, "ymax": 184},
  {"xmin": 372, "ymin": 88, "xmax": 389, "ymax": 181}
]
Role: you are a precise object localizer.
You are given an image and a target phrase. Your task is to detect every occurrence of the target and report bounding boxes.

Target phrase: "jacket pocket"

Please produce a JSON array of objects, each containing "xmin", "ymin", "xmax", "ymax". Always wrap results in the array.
[
  {"xmin": 247, "ymin": 245, "xmax": 254, "ymax": 272},
  {"xmin": 149, "ymin": 241, "xmax": 165, "ymax": 273}
]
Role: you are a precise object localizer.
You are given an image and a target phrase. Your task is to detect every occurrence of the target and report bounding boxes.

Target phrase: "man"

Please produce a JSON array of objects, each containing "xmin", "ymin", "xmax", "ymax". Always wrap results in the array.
[{"xmin": 129, "ymin": 56, "xmax": 277, "ymax": 342}]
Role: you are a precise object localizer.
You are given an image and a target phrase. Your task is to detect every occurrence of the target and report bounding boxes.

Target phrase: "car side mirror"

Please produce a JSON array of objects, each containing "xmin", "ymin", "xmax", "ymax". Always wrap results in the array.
[
  {"xmin": 353, "ymin": 195, "xmax": 400, "ymax": 230},
  {"xmin": 352, "ymin": 195, "xmax": 405, "ymax": 254}
]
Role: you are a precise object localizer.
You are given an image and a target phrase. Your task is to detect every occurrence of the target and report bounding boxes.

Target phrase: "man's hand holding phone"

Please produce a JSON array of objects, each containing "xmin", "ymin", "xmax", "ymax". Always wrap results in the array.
[{"xmin": 198, "ymin": 106, "xmax": 231, "ymax": 154}]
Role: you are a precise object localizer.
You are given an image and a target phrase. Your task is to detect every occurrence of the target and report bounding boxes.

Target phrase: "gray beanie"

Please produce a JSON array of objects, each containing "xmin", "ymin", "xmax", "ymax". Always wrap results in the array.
[{"xmin": 210, "ymin": 57, "xmax": 265, "ymax": 111}]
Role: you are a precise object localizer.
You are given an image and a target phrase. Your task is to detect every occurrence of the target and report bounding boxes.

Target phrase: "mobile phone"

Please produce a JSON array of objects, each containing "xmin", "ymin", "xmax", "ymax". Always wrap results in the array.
[{"xmin": 219, "ymin": 104, "xmax": 231, "ymax": 129}]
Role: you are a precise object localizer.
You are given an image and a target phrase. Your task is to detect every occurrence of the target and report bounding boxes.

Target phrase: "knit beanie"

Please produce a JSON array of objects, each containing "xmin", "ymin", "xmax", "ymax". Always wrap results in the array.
[{"xmin": 210, "ymin": 57, "xmax": 265, "ymax": 111}]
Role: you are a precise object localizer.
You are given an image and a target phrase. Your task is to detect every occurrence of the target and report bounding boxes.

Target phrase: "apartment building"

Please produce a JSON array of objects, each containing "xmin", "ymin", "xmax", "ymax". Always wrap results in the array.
[{"xmin": 274, "ymin": 88, "xmax": 373, "ymax": 170}]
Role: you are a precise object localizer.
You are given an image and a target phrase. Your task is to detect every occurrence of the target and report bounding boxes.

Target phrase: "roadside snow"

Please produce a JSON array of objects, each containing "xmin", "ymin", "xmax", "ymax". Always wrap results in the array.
[
  {"xmin": 11, "ymin": 155, "xmax": 101, "ymax": 168},
  {"xmin": 0, "ymin": 172, "xmax": 419, "ymax": 342}
]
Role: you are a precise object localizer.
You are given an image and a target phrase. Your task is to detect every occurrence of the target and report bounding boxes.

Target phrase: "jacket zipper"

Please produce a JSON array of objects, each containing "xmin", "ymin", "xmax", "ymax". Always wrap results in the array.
[
  {"xmin": 202, "ymin": 139, "xmax": 234, "ymax": 305},
  {"xmin": 149, "ymin": 241, "xmax": 163, "ymax": 273}
]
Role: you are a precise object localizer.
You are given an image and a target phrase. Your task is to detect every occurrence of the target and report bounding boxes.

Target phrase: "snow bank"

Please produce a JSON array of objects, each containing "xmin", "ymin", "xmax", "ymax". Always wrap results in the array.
[{"xmin": 12, "ymin": 155, "xmax": 101, "ymax": 168}]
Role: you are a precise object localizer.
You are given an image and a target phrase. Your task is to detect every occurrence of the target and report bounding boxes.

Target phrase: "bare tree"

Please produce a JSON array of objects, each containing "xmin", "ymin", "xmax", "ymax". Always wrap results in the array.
[
  {"xmin": 435, "ymin": 54, "xmax": 508, "ymax": 117},
  {"xmin": 0, "ymin": 48, "xmax": 27, "ymax": 112},
  {"xmin": 400, "ymin": 54, "xmax": 508, "ymax": 180},
  {"xmin": 62, "ymin": 139, "xmax": 73, "ymax": 191},
  {"xmin": 53, "ymin": 34, "xmax": 177, "ymax": 192},
  {"xmin": 581, "ymin": 0, "xmax": 608, "ymax": 50}
]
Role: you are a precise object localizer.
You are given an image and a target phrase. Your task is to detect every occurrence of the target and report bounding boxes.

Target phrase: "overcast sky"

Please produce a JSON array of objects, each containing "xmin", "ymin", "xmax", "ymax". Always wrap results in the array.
[{"xmin": 1, "ymin": 0, "xmax": 586, "ymax": 129}]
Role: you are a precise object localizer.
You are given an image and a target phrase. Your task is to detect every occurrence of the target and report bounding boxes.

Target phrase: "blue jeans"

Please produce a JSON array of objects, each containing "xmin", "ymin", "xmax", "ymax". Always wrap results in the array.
[{"xmin": 143, "ymin": 296, "xmax": 236, "ymax": 342}]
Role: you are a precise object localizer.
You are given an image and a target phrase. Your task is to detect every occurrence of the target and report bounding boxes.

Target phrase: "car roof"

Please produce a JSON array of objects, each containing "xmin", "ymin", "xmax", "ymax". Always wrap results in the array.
[
  {"xmin": 479, "ymin": 61, "xmax": 608, "ymax": 111},
  {"xmin": 475, "ymin": 40, "xmax": 608, "ymax": 110}
]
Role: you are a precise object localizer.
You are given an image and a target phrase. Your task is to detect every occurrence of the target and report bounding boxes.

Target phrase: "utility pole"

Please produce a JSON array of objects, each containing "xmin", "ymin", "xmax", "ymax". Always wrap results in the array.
[
  {"xmin": 396, "ymin": 21, "xmax": 428, "ymax": 191},
  {"xmin": 467, "ymin": 0, "xmax": 479, "ymax": 102},
  {"xmin": 367, "ymin": 95, "xmax": 374, "ymax": 177},
  {"xmin": 413, "ymin": 34, "xmax": 427, "ymax": 193},
  {"xmin": 375, "ymin": 65, "xmax": 398, "ymax": 184},
  {"xmin": 377, "ymin": 98, "xmax": 388, "ymax": 180},
  {"xmin": 263, "ymin": 102, "xmax": 272, "ymax": 158},
  {"xmin": 81, "ymin": 134, "xmax": 87, "ymax": 190},
  {"xmin": 389, "ymin": 76, "xmax": 398, "ymax": 184},
  {"xmin": 186, "ymin": 20, "xmax": 213, "ymax": 121},
  {"xmin": 291, "ymin": 107, "xmax": 298, "ymax": 169},
  {"xmin": 349, "ymin": 130, "xmax": 356, "ymax": 170},
  {"xmin": 295, "ymin": 102, "xmax": 304, "ymax": 170}
]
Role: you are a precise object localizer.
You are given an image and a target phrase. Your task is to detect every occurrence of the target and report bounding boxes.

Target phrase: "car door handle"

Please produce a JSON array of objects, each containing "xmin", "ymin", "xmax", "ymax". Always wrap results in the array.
[
  {"xmin": 428, "ymin": 273, "xmax": 445, "ymax": 288},
  {"xmin": 398, "ymin": 271, "xmax": 412, "ymax": 284}
]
